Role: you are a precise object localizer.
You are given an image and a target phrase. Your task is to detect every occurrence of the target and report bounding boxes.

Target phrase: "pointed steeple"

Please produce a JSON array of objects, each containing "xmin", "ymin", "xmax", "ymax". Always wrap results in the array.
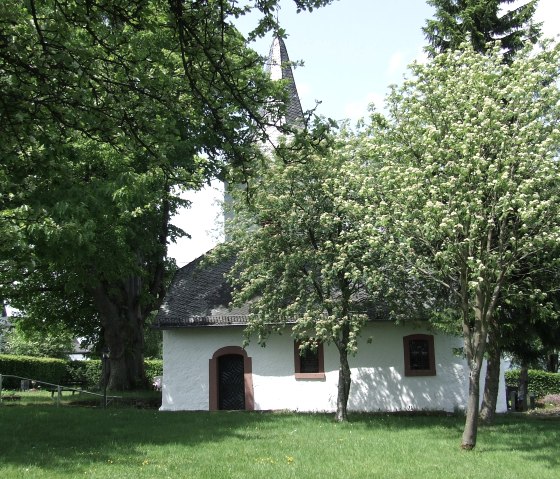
[
  {"xmin": 265, "ymin": 36, "xmax": 304, "ymax": 126},
  {"xmin": 223, "ymin": 36, "xmax": 304, "ymax": 238}
]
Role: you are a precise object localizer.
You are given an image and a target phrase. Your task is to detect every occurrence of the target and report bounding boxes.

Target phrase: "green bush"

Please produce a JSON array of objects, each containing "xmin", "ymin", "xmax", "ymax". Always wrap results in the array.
[
  {"xmin": 66, "ymin": 359, "xmax": 162, "ymax": 390},
  {"xmin": 145, "ymin": 359, "xmax": 163, "ymax": 386},
  {"xmin": 505, "ymin": 369, "xmax": 560, "ymax": 398},
  {"xmin": 66, "ymin": 360, "xmax": 102, "ymax": 389},
  {"xmin": 0, "ymin": 354, "xmax": 67, "ymax": 389},
  {"xmin": 1, "ymin": 322, "xmax": 74, "ymax": 359}
]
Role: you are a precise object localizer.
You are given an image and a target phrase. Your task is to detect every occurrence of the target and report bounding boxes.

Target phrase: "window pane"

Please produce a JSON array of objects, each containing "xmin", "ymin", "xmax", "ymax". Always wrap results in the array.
[
  {"xmin": 300, "ymin": 349, "xmax": 319, "ymax": 373},
  {"xmin": 409, "ymin": 339, "xmax": 430, "ymax": 370}
]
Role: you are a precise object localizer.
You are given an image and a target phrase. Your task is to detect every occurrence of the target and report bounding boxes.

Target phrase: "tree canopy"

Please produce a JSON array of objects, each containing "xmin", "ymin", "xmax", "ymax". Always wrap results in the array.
[
  {"xmin": 357, "ymin": 41, "xmax": 560, "ymax": 448},
  {"xmin": 0, "ymin": 0, "xmax": 333, "ymax": 388},
  {"xmin": 424, "ymin": 0, "xmax": 541, "ymax": 61}
]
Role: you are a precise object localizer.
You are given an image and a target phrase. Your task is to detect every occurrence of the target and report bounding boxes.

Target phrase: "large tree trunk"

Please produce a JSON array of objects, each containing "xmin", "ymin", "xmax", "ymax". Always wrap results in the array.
[
  {"xmin": 102, "ymin": 307, "xmax": 146, "ymax": 391},
  {"xmin": 480, "ymin": 329, "xmax": 501, "ymax": 424},
  {"xmin": 92, "ymin": 278, "xmax": 147, "ymax": 390}
]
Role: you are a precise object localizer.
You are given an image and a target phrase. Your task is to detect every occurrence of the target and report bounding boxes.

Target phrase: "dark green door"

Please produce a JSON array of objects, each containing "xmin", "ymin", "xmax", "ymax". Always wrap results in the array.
[{"xmin": 218, "ymin": 354, "xmax": 245, "ymax": 410}]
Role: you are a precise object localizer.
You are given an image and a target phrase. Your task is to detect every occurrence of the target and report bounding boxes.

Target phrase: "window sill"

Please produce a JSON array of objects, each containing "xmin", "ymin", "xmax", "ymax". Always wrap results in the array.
[
  {"xmin": 295, "ymin": 372, "xmax": 326, "ymax": 380},
  {"xmin": 404, "ymin": 370, "xmax": 436, "ymax": 377}
]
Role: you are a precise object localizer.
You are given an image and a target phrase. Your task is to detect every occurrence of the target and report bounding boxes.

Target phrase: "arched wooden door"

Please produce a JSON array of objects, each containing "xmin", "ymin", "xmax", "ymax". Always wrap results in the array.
[{"xmin": 209, "ymin": 346, "xmax": 254, "ymax": 411}]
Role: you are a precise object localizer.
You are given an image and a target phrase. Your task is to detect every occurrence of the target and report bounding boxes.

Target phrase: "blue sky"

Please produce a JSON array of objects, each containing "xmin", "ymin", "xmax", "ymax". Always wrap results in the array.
[
  {"xmin": 168, "ymin": 0, "xmax": 560, "ymax": 266},
  {"xmin": 238, "ymin": 0, "xmax": 435, "ymax": 123}
]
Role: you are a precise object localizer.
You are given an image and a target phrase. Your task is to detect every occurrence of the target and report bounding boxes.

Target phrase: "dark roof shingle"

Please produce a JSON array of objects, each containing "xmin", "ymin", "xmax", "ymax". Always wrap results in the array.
[{"xmin": 155, "ymin": 253, "xmax": 250, "ymax": 329}]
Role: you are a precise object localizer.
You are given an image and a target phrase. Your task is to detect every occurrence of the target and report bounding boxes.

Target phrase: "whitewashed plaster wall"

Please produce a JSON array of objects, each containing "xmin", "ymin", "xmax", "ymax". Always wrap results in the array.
[{"xmin": 161, "ymin": 322, "xmax": 508, "ymax": 413}]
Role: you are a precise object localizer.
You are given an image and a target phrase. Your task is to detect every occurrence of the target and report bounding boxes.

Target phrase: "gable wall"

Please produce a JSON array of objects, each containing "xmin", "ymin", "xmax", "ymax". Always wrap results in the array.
[{"xmin": 161, "ymin": 322, "xmax": 508, "ymax": 413}]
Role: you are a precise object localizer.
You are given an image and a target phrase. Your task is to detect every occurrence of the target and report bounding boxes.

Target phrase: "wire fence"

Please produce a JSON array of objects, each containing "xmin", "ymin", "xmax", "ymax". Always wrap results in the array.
[{"xmin": 0, "ymin": 374, "xmax": 121, "ymax": 408}]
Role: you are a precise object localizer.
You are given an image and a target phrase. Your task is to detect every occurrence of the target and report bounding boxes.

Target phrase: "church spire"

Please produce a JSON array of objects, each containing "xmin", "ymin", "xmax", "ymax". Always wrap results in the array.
[{"xmin": 265, "ymin": 36, "xmax": 304, "ymax": 126}]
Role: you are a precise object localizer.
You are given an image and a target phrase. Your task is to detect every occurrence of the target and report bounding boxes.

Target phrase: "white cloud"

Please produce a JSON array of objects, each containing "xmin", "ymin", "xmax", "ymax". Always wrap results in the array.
[
  {"xmin": 387, "ymin": 51, "xmax": 405, "ymax": 76},
  {"xmin": 504, "ymin": 0, "xmax": 560, "ymax": 39},
  {"xmin": 414, "ymin": 46, "xmax": 429, "ymax": 65},
  {"xmin": 344, "ymin": 91, "xmax": 385, "ymax": 123}
]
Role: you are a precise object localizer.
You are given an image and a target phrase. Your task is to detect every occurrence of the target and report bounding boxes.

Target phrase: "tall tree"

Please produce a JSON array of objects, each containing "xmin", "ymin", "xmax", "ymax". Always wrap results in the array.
[
  {"xmin": 360, "ymin": 42, "xmax": 560, "ymax": 449},
  {"xmin": 0, "ymin": 0, "xmax": 333, "ymax": 389},
  {"xmin": 220, "ymin": 123, "xmax": 390, "ymax": 422},
  {"xmin": 424, "ymin": 0, "xmax": 543, "ymax": 424},
  {"xmin": 424, "ymin": 0, "xmax": 541, "ymax": 61}
]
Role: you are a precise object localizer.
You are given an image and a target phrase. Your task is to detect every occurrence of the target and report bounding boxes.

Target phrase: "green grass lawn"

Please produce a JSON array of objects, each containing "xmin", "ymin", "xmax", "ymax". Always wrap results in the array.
[
  {"xmin": 0, "ymin": 388, "xmax": 162, "ymax": 407},
  {"xmin": 0, "ymin": 405, "xmax": 557, "ymax": 479}
]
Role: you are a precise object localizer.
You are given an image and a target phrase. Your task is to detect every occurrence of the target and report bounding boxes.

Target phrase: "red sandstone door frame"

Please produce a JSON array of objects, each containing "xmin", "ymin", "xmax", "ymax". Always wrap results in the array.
[{"xmin": 209, "ymin": 346, "xmax": 254, "ymax": 411}]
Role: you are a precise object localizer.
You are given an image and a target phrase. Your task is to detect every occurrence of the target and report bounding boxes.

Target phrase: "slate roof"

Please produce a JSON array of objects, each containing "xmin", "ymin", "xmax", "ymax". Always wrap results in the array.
[{"xmin": 154, "ymin": 253, "xmax": 251, "ymax": 328}]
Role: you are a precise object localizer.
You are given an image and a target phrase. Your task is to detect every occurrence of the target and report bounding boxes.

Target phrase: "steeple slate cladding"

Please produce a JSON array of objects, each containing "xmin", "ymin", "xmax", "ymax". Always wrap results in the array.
[{"xmin": 265, "ymin": 36, "xmax": 304, "ymax": 128}]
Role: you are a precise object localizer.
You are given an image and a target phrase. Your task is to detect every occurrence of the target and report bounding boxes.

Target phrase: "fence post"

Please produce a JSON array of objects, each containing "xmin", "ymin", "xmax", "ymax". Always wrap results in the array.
[
  {"xmin": 0, "ymin": 374, "xmax": 3, "ymax": 404},
  {"xmin": 57, "ymin": 385, "xmax": 62, "ymax": 407}
]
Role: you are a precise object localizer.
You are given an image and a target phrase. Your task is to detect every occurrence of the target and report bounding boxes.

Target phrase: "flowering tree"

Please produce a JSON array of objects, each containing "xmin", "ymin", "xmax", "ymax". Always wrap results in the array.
[
  {"xmin": 222, "ymin": 125, "xmax": 388, "ymax": 422},
  {"xmin": 425, "ymin": 0, "xmax": 543, "ymax": 424},
  {"xmin": 361, "ymin": 42, "xmax": 560, "ymax": 448}
]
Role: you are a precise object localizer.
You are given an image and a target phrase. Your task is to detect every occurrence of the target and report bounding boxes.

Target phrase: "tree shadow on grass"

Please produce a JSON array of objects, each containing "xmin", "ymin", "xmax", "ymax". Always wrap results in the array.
[
  {"xmin": 349, "ymin": 411, "xmax": 560, "ymax": 470},
  {"xmin": 0, "ymin": 405, "xmax": 291, "ymax": 475},
  {"xmin": 475, "ymin": 415, "xmax": 560, "ymax": 469}
]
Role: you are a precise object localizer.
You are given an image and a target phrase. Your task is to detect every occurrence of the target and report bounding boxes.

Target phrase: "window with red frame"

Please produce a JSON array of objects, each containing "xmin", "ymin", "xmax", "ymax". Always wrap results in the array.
[{"xmin": 403, "ymin": 334, "xmax": 436, "ymax": 376}]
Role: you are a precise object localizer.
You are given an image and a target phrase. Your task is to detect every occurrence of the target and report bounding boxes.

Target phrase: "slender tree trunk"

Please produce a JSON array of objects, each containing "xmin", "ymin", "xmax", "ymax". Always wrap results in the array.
[
  {"xmin": 518, "ymin": 363, "xmax": 529, "ymax": 411},
  {"xmin": 335, "ymin": 322, "xmax": 351, "ymax": 422},
  {"xmin": 335, "ymin": 346, "xmax": 351, "ymax": 422},
  {"xmin": 462, "ymin": 358, "xmax": 483, "ymax": 449},
  {"xmin": 547, "ymin": 353, "xmax": 558, "ymax": 373},
  {"xmin": 480, "ymin": 328, "xmax": 501, "ymax": 424},
  {"xmin": 461, "ymin": 284, "xmax": 492, "ymax": 450}
]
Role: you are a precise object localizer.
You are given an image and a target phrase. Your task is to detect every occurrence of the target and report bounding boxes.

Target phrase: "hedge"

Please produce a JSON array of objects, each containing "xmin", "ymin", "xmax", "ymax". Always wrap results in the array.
[
  {"xmin": 505, "ymin": 369, "xmax": 560, "ymax": 398},
  {"xmin": 0, "ymin": 354, "xmax": 67, "ymax": 389},
  {"xmin": 66, "ymin": 359, "xmax": 102, "ymax": 388},
  {"xmin": 1, "ymin": 355, "xmax": 163, "ymax": 390}
]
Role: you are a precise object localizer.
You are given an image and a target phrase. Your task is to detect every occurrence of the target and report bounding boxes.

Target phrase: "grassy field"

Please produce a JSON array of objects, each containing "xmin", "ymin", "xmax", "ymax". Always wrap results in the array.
[
  {"xmin": 0, "ymin": 389, "xmax": 162, "ymax": 407},
  {"xmin": 0, "ymin": 403, "xmax": 558, "ymax": 479}
]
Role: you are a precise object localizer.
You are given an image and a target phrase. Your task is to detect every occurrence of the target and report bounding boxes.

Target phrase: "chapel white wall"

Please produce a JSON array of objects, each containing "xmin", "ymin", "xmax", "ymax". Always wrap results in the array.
[{"xmin": 161, "ymin": 322, "xmax": 509, "ymax": 413}]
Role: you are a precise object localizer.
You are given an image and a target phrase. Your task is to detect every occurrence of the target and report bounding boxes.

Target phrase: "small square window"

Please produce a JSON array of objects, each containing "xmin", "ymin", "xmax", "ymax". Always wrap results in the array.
[
  {"xmin": 403, "ymin": 334, "xmax": 436, "ymax": 376},
  {"xmin": 294, "ymin": 341, "xmax": 325, "ymax": 379}
]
